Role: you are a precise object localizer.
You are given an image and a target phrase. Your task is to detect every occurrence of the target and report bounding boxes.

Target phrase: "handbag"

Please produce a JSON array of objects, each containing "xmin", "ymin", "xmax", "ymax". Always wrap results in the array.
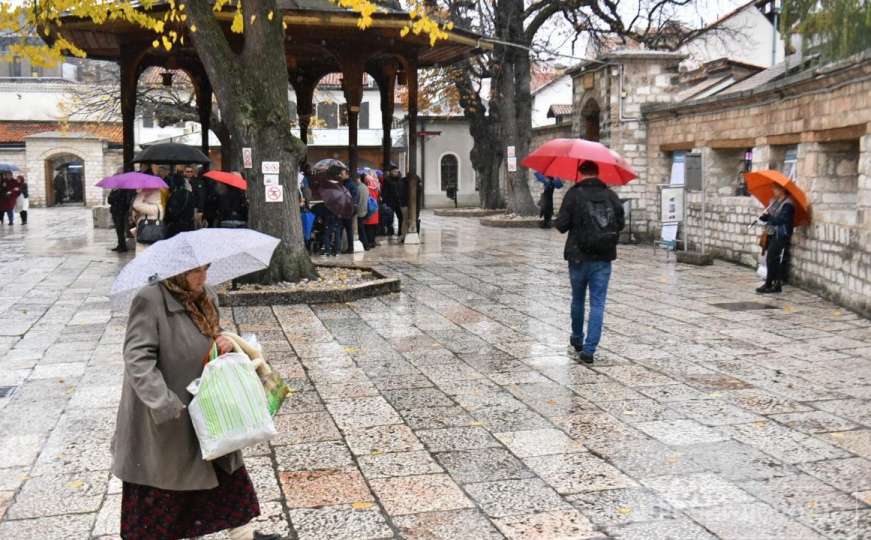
[
  {"xmin": 757, "ymin": 231, "xmax": 769, "ymax": 252},
  {"xmin": 136, "ymin": 206, "xmax": 165, "ymax": 244}
]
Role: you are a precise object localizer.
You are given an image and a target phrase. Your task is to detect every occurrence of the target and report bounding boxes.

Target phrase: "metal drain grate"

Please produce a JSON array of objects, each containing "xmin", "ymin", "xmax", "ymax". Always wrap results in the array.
[
  {"xmin": 0, "ymin": 386, "xmax": 15, "ymax": 398},
  {"xmin": 712, "ymin": 302, "xmax": 779, "ymax": 311}
]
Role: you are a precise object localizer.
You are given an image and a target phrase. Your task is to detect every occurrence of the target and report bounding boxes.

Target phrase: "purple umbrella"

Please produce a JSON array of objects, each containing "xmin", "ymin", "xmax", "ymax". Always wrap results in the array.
[{"xmin": 97, "ymin": 172, "xmax": 168, "ymax": 190}]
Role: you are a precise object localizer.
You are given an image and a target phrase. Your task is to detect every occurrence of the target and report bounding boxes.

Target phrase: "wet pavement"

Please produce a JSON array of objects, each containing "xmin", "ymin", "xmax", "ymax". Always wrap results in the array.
[{"xmin": 1, "ymin": 207, "xmax": 870, "ymax": 539}]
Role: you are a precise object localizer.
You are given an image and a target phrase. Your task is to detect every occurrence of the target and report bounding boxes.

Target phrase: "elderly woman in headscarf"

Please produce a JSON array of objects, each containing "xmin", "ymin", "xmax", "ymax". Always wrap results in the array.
[
  {"xmin": 362, "ymin": 174, "xmax": 381, "ymax": 249},
  {"xmin": 111, "ymin": 266, "xmax": 279, "ymax": 540}
]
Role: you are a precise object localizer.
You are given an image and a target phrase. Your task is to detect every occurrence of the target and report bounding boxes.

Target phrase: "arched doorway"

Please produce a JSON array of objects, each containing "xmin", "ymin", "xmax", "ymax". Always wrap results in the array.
[
  {"xmin": 581, "ymin": 99, "xmax": 601, "ymax": 142},
  {"xmin": 44, "ymin": 154, "xmax": 85, "ymax": 206}
]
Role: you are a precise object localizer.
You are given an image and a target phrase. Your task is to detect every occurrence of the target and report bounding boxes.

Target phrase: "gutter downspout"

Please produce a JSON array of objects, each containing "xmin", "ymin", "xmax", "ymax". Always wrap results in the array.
[{"xmin": 618, "ymin": 63, "xmax": 640, "ymax": 122}]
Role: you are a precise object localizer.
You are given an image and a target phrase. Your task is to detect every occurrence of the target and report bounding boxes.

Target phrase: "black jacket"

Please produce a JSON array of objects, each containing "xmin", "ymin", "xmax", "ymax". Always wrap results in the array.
[
  {"xmin": 555, "ymin": 178, "xmax": 625, "ymax": 262},
  {"xmin": 108, "ymin": 189, "xmax": 135, "ymax": 218}
]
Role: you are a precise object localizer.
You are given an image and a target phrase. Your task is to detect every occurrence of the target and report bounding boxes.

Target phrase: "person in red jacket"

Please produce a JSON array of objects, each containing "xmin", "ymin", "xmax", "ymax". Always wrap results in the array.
[
  {"xmin": 362, "ymin": 174, "xmax": 380, "ymax": 249},
  {"xmin": 1, "ymin": 171, "xmax": 21, "ymax": 225}
]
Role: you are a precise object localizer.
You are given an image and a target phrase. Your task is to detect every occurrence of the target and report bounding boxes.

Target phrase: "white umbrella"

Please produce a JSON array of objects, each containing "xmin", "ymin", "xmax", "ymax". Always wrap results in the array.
[{"xmin": 110, "ymin": 228, "xmax": 280, "ymax": 311}]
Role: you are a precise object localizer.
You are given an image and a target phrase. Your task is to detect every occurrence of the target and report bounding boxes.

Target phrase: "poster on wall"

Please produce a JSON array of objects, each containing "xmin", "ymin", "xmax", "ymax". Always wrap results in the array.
[
  {"xmin": 265, "ymin": 184, "xmax": 284, "ymax": 203},
  {"xmin": 242, "ymin": 148, "xmax": 253, "ymax": 169},
  {"xmin": 661, "ymin": 186, "xmax": 684, "ymax": 222},
  {"xmin": 670, "ymin": 151, "xmax": 685, "ymax": 186},
  {"xmin": 507, "ymin": 157, "xmax": 517, "ymax": 172}
]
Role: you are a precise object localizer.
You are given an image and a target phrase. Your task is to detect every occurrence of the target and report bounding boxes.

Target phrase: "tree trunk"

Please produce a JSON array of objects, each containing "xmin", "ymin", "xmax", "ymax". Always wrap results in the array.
[
  {"xmin": 186, "ymin": 0, "xmax": 316, "ymax": 283},
  {"xmin": 495, "ymin": 0, "xmax": 537, "ymax": 216}
]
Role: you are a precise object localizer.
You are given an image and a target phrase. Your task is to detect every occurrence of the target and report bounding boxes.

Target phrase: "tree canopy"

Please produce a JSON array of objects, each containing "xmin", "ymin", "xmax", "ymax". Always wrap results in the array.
[{"xmin": 782, "ymin": 0, "xmax": 871, "ymax": 61}]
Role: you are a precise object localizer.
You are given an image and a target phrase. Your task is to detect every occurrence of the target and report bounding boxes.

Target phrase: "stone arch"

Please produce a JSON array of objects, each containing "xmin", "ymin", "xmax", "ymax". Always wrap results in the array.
[
  {"xmin": 40, "ymin": 148, "xmax": 87, "ymax": 207},
  {"xmin": 439, "ymin": 152, "xmax": 460, "ymax": 193},
  {"xmin": 580, "ymin": 98, "xmax": 601, "ymax": 142}
]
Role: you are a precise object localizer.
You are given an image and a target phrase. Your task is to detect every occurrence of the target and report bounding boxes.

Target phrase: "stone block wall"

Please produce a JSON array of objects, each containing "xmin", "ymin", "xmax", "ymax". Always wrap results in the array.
[
  {"xmin": 643, "ymin": 53, "xmax": 871, "ymax": 316},
  {"xmin": 24, "ymin": 136, "xmax": 108, "ymax": 207}
]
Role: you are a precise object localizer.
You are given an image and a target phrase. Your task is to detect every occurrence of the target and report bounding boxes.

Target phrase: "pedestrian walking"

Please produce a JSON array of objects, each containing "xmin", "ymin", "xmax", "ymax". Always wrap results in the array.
[
  {"xmin": 535, "ymin": 172, "xmax": 564, "ymax": 228},
  {"xmin": 164, "ymin": 171, "xmax": 197, "ymax": 239},
  {"xmin": 342, "ymin": 174, "xmax": 358, "ymax": 253},
  {"xmin": 131, "ymin": 188, "xmax": 164, "ymax": 253},
  {"xmin": 108, "ymin": 188, "xmax": 135, "ymax": 252},
  {"xmin": 363, "ymin": 174, "xmax": 380, "ymax": 249},
  {"xmin": 555, "ymin": 160, "xmax": 625, "ymax": 363},
  {"xmin": 112, "ymin": 266, "xmax": 279, "ymax": 540},
  {"xmin": 756, "ymin": 184, "xmax": 795, "ymax": 294},
  {"xmin": 382, "ymin": 165, "xmax": 403, "ymax": 236},
  {"xmin": 355, "ymin": 174, "xmax": 371, "ymax": 249},
  {"xmin": 1, "ymin": 171, "xmax": 21, "ymax": 224},
  {"xmin": 14, "ymin": 175, "xmax": 28, "ymax": 225}
]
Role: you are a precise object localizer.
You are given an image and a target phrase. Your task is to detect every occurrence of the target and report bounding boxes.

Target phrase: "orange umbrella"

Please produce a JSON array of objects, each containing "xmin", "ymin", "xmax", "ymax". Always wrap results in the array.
[
  {"xmin": 204, "ymin": 170, "xmax": 247, "ymax": 190},
  {"xmin": 744, "ymin": 170, "xmax": 811, "ymax": 226}
]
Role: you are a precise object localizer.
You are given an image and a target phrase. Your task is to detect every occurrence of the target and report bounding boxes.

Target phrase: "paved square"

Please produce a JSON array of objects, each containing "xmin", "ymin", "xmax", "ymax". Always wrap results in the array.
[{"xmin": 1, "ymin": 209, "xmax": 870, "ymax": 539}]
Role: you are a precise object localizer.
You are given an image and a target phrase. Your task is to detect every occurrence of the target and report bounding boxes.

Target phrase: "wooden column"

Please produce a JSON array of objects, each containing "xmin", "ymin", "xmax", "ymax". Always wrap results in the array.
[
  {"xmin": 405, "ymin": 55, "xmax": 420, "ymax": 242},
  {"xmin": 291, "ymin": 75, "xmax": 318, "ymax": 146},
  {"xmin": 119, "ymin": 46, "xmax": 141, "ymax": 172},
  {"xmin": 195, "ymin": 73, "xmax": 212, "ymax": 170},
  {"xmin": 340, "ymin": 63, "xmax": 364, "ymax": 175},
  {"xmin": 376, "ymin": 63, "xmax": 397, "ymax": 169}
]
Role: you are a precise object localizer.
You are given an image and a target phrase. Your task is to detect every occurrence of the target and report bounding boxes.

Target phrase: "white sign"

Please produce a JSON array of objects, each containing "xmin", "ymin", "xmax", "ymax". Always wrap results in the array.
[
  {"xmin": 242, "ymin": 148, "xmax": 253, "ymax": 169},
  {"xmin": 506, "ymin": 146, "xmax": 516, "ymax": 158},
  {"xmin": 265, "ymin": 184, "xmax": 284, "ymax": 203},
  {"xmin": 262, "ymin": 161, "xmax": 280, "ymax": 174},
  {"xmin": 661, "ymin": 186, "xmax": 685, "ymax": 222},
  {"xmin": 263, "ymin": 174, "xmax": 279, "ymax": 186},
  {"xmin": 506, "ymin": 157, "xmax": 517, "ymax": 172}
]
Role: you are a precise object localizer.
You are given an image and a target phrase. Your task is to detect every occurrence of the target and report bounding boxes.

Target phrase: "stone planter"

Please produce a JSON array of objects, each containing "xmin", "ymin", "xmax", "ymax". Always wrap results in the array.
[
  {"xmin": 480, "ymin": 215, "xmax": 543, "ymax": 228},
  {"xmin": 217, "ymin": 263, "xmax": 400, "ymax": 306},
  {"xmin": 676, "ymin": 251, "xmax": 714, "ymax": 266},
  {"xmin": 433, "ymin": 208, "xmax": 506, "ymax": 218}
]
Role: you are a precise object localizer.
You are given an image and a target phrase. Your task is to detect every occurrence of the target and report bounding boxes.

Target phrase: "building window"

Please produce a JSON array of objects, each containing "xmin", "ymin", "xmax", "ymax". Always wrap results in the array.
[
  {"xmin": 141, "ymin": 105, "xmax": 154, "ymax": 128},
  {"xmin": 338, "ymin": 102, "xmax": 371, "ymax": 129},
  {"xmin": 782, "ymin": 147, "xmax": 797, "ymax": 179},
  {"xmin": 317, "ymin": 102, "xmax": 338, "ymax": 129},
  {"xmin": 440, "ymin": 154, "xmax": 459, "ymax": 192},
  {"xmin": 10, "ymin": 56, "xmax": 21, "ymax": 77}
]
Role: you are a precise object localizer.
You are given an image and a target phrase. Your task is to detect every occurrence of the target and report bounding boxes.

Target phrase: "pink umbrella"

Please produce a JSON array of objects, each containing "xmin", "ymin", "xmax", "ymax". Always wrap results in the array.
[
  {"xmin": 521, "ymin": 138, "xmax": 637, "ymax": 185},
  {"xmin": 97, "ymin": 172, "xmax": 168, "ymax": 190}
]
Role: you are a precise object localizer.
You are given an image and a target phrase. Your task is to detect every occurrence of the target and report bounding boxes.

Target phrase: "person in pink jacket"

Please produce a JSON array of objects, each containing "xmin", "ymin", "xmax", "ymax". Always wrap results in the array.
[{"xmin": 362, "ymin": 174, "xmax": 380, "ymax": 249}]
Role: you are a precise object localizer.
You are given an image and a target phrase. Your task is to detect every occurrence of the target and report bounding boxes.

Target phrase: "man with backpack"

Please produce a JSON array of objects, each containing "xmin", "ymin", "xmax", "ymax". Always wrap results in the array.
[{"xmin": 555, "ymin": 160, "xmax": 625, "ymax": 364}]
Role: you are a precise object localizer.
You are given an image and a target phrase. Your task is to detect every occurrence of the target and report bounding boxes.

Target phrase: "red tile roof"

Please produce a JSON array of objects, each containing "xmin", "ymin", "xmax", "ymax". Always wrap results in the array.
[
  {"xmin": 0, "ymin": 121, "xmax": 123, "ymax": 144},
  {"xmin": 547, "ymin": 104, "xmax": 573, "ymax": 117}
]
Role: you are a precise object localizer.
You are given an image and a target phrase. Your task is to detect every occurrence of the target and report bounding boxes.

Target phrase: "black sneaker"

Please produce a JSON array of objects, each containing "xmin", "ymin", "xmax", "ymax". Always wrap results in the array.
[
  {"xmin": 579, "ymin": 352, "xmax": 594, "ymax": 364},
  {"xmin": 756, "ymin": 284, "xmax": 774, "ymax": 294}
]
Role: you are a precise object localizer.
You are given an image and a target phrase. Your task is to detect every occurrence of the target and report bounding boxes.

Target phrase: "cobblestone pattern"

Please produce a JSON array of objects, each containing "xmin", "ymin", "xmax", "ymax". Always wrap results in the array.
[{"xmin": 1, "ymin": 208, "xmax": 870, "ymax": 539}]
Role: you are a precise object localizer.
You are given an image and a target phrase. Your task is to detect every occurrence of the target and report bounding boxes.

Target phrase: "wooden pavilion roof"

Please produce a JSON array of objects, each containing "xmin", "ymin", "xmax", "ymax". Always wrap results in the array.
[{"xmin": 51, "ymin": 1, "xmax": 489, "ymax": 69}]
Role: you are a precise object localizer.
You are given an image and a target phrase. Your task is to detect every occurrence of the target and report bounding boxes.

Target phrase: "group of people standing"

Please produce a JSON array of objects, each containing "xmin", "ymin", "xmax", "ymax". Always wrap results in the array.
[
  {"xmin": 300, "ymin": 161, "xmax": 416, "ymax": 256},
  {"xmin": 109, "ymin": 164, "xmax": 248, "ymax": 253},
  {"xmin": 0, "ymin": 172, "xmax": 28, "ymax": 225}
]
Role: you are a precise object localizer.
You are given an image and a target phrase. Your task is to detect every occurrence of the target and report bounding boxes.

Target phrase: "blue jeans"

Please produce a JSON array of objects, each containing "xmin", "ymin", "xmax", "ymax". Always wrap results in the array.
[
  {"xmin": 568, "ymin": 260, "xmax": 612, "ymax": 354},
  {"xmin": 323, "ymin": 214, "xmax": 342, "ymax": 254}
]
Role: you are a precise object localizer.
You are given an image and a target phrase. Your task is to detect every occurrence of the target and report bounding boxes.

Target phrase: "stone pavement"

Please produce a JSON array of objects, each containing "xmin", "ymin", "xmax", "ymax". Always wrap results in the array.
[{"xmin": 1, "ymin": 208, "xmax": 871, "ymax": 540}]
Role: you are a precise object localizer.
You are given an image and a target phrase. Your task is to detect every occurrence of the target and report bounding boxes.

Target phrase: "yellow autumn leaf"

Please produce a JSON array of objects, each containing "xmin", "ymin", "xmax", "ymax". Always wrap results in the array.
[
  {"xmin": 231, "ymin": 11, "xmax": 244, "ymax": 33},
  {"xmin": 351, "ymin": 502, "xmax": 374, "ymax": 510},
  {"xmin": 66, "ymin": 479, "xmax": 85, "ymax": 489},
  {"xmin": 616, "ymin": 506, "xmax": 633, "ymax": 516},
  {"xmin": 267, "ymin": 10, "xmax": 274, "ymax": 20},
  {"xmin": 152, "ymin": 39, "xmax": 159, "ymax": 48},
  {"xmin": 250, "ymin": 14, "xmax": 256, "ymax": 24},
  {"xmin": 190, "ymin": 24, "xmax": 197, "ymax": 32},
  {"xmin": 370, "ymin": 450, "xmax": 383, "ymax": 455}
]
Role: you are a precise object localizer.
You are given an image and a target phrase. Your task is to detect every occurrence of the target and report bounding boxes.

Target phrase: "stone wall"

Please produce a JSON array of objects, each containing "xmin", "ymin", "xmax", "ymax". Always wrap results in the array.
[
  {"xmin": 644, "ymin": 52, "xmax": 871, "ymax": 316},
  {"xmin": 570, "ymin": 52, "xmax": 685, "ymax": 233},
  {"xmin": 24, "ymin": 134, "xmax": 109, "ymax": 207}
]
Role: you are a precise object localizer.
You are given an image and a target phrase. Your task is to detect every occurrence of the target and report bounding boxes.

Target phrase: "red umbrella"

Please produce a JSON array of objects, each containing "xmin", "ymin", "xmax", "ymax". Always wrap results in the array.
[
  {"xmin": 204, "ymin": 170, "xmax": 247, "ymax": 190},
  {"xmin": 521, "ymin": 138, "xmax": 637, "ymax": 185}
]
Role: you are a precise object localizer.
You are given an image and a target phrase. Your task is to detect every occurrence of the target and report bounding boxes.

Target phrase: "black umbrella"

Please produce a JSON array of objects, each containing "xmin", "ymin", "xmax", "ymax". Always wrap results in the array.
[
  {"xmin": 133, "ymin": 143, "xmax": 210, "ymax": 165},
  {"xmin": 310, "ymin": 158, "xmax": 347, "ymax": 182},
  {"xmin": 315, "ymin": 180, "xmax": 355, "ymax": 219}
]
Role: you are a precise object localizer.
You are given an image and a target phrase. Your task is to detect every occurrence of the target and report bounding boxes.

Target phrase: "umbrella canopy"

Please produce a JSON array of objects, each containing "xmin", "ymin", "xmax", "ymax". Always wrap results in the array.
[
  {"xmin": 315, "ymin": 180, "xmax": 355, "ymax": 219},
  {"xmin": 521, "ymin": 138, "xmax": 637, "ymax": 185},
  {"xmin": 109, "ymin": 228, "xmax": 280, "ymax": 311},
  {"xmin": 97, "ymin": 172, "xmax": 168, "ymax": 190},
  {"xmin": 204, "ymin": 170, "xmax": 247, "ymax": 191},
  {"xmin": 133, "ymin": 143, "xmax": 211, "ymax": 165},
  {"xmin": 310, "ymin": 158, "xmax": 348, "ymax": 182},
  {"xmin": 744, "ymin": 170, "xmax": 811, "ymax": 226},
  {"xmin": 0, "ymin": 163, "xmax": 20, "ymax": 173}
]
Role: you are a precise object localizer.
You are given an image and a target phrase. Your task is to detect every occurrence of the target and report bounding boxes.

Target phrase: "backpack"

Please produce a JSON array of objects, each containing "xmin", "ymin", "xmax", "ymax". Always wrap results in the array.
[
  {"xmin": 574, "ymin": 186, "xmax": 620, "ymax": 255},
  {"xmin": 366, "ymin": 195, "xmax": 378, "ymax": 217}
]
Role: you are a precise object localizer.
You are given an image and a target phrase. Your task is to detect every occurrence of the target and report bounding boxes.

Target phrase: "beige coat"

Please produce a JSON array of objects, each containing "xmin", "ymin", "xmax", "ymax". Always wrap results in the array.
[
  {"xmin": 131, "ymin": 189, "xmax": 163, "ymax": 253},
  {"xmin": 111, "ymin": 283, "xmax": 242, "ymax": 491}
]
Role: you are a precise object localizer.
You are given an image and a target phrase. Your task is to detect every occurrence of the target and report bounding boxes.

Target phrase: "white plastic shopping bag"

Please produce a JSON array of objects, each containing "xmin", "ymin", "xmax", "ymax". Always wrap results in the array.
[
  {"xmin": 187, "ymin": 352, "xmax": 276, "ymax": 460},
  {"xmin": 756, "ymin": 257, "xmax": 767, "ymax": 280}
]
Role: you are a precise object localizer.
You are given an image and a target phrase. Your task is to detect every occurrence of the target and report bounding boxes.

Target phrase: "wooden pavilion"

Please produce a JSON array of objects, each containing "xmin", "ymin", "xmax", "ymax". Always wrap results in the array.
[{"xmin": 48, "ymin": 0, "xmax": 487, "ymax": 233}]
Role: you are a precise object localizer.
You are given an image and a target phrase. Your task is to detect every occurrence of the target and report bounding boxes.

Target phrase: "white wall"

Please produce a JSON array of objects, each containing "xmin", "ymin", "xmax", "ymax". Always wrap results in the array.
[
  {"xmin": 680, "ymin": 7, "xmax": 784, "ymax": 69},
  {"xmin": 414, "ymin": 119, "xmax": 477, "ymax": 208},
  {"xmin": 532, "ymin": 75, "xmax": 573, "ymax": 128},
  {"xmin": 0, "ymin": 82, "xmax": 71, "ymax": 121}
]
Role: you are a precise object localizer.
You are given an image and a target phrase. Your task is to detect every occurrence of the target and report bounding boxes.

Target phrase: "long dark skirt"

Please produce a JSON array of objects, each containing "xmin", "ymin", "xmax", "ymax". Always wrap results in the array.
[{"xmin": 120, "ymin": 465, "xmax": 260, "ymax": 540}]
